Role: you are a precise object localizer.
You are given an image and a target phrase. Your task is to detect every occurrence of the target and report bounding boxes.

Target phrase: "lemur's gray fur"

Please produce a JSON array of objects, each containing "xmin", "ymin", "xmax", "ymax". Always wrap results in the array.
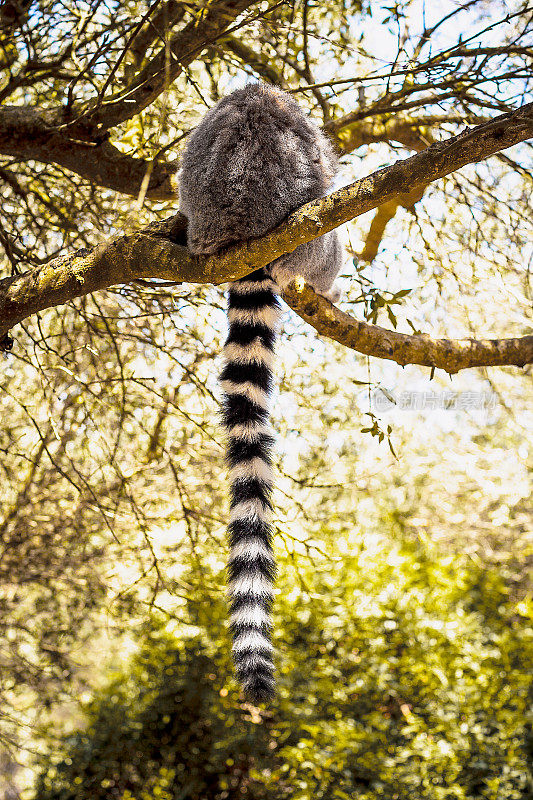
[{"xmin": 178, "ymin": 83, "xmax": 342, "ymax": 702}]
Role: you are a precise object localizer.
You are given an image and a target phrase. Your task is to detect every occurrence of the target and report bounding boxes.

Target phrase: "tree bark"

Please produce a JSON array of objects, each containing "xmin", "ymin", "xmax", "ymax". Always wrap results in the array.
[
  {"xmin": 282, "ymin": 284, "xmax": 533, "ymax": 373},
  {"xmin": 1, "ymin": 104, "xmax": 532, "ymax": 371},
  {"xmin": 0, "ymin": 106, "xmax": 178, "ymax": 199}
]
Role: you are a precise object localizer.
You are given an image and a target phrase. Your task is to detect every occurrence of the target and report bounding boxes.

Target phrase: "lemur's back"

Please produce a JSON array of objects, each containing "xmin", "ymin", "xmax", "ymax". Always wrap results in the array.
[
  {"xmin": 178, "ymin": 83, "xmax": 342, "ymax": 702},
  {"xmin": 179, "ymin": 83, "xmax": 337, "ymax": 254}
]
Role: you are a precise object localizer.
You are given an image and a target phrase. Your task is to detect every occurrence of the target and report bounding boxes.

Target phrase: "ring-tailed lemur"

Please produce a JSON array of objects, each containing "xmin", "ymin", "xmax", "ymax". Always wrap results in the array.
[{"xmin": 178, "ymin": 83, "xmax": 342, "ymax": 702}]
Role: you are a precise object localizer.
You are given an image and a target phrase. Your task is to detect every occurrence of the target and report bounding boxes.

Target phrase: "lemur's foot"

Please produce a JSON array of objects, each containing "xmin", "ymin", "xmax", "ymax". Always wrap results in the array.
[{"xmin": 320, "ymin": 283, "xmax": 342, "ymax": 304}]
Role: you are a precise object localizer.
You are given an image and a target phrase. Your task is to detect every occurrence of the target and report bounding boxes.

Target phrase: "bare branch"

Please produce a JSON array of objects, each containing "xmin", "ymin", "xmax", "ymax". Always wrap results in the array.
[
  {"xmin": 282, "ymin": 283, "xmax": 533, "ymax": 373},
  {"xmin": 359, "ymin": 185, "xmax": 425, "ymax": 263},
  {"xmin": 127, "ymin": 0, "xmax": 187, "ymax": 73},
  {"xmin": 221, "ymin": 35, "xmax": 284, "ymax": 85},
  {"xmin": 330, "ymin": 113, "xmax": 492, "ymax": 154},
  {"xmin": 329, "ymin": 110, "xmax": 495, "ymax": 153},
  {"xmin": 80, "ymin": 0, "xmax": 257, "ymax": 133},
  {"xmin": 283, "ymin": 286, "xmax": 533, "ymax": 374}
]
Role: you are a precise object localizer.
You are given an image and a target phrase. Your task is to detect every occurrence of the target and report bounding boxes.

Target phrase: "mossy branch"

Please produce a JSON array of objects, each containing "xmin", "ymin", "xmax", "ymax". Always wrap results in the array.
[{"xmin": 1, "ymin": 104, "xmax": 532, "ymax": 370}]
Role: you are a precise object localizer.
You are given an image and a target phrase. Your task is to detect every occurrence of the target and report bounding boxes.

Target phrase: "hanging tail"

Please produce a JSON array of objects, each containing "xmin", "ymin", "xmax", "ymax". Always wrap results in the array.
[{"xmin": 219, "ymin": 268, "xmax": 281, "ymax": 702}]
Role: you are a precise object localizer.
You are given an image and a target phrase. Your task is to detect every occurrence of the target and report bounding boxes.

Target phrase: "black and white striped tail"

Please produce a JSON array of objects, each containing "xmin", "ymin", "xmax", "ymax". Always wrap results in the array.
[{"xmin": 219, "ymin": 268, "xmax": 281, "ymax": 702}]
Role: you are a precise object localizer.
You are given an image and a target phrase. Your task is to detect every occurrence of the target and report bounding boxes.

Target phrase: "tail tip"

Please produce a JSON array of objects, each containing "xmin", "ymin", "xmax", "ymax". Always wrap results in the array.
[{"xmin": 242, "ymin": 673, "xmax": 275, "ymax": 703}]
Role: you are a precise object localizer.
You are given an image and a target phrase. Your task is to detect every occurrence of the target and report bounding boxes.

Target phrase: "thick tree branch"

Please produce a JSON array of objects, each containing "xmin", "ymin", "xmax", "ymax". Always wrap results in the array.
[
  {"xmin": 1, "ymin": 104, "xmax": 532, "ymax": 371},
  {"xmin": 282, "ymin": 283, "xmax": 533, "ymax": 373},
  {"xmin": 0, "ymin": 218, "xmax": 188, "ymax": 341},
  {"xmin": 0, "ymin": 106, "xmax": 178, "ymax": 199},
  {"xmin": 0, "ymin": 2, "xmax": 258, "ymax": 196},
  {"xmin": 328, "ymin": 112, "xmax": 491, "ymax": 154},
  {"xmin": 331, "ymin": 114, "xmax": 433, "ymax": 153}
]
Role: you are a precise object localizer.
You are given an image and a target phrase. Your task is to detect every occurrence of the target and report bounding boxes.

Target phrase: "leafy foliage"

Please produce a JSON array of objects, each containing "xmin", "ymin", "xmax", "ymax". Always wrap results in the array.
[{"xmin": 35, "ymin": 538, "xmax": 532, "ymax": 800}]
